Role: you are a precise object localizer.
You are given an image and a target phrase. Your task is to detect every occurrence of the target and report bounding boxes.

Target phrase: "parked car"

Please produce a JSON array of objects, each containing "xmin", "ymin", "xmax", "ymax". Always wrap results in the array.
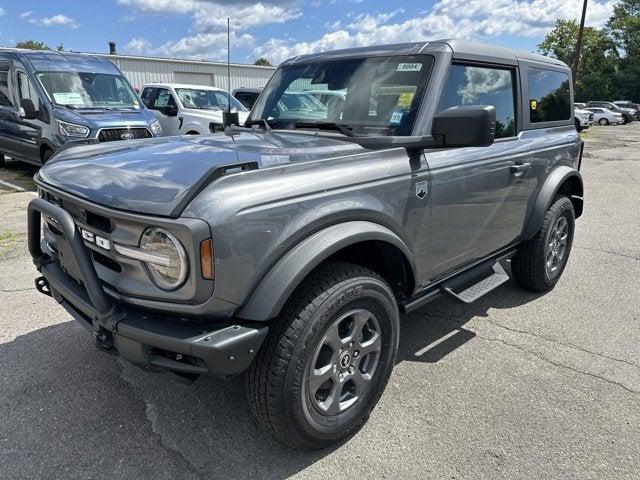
[
  {"xmin": 140, "ymin": 83, "xmax": 249, "ymax": 135},
  {"xmin": 613, "ymin": 101, "xmax": 640, "ymax": 119},
  {"xmin": 586, "ymin": 101, "xmax": 635, "ymax": 124},
  {"xmin": 574, "ymin": 108, "xmax": 593, "ymax": 131},
  {"xmin": 28, "ymin": 39, "xmax": 583, "ymax": 449},
  {"xmin": 575, "ymin": 102, "xmax": 586, "ymax": 109},
  {"xmin": 232, "ymin": 87, "xmax": 262, "ymax": 109},
  {"xmin": 585, "ymin": 107, "xmax": 623, "ymax": 125},
  {"xmin": 0, "ymin": 49, "xmax": 162, "ymax": 167}
]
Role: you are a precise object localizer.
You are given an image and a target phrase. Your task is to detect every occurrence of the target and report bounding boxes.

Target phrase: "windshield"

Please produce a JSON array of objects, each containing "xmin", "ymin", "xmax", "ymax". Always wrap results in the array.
[
  {"xmin": 175, "ymin": 88, "xmax": 247, "ymax": 112},
  {"xmin": 36, "ymin": 71, "xmax": 140, "ymax": 109},
  {"xmin": 249, "ymin": 55, "xmax": 433, "ymax": 136}
]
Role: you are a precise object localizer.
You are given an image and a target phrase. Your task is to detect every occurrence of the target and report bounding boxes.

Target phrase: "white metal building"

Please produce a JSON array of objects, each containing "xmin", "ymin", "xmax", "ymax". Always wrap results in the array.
[{"xmin": 95, "ymin": 52, "xmax": 275, "ymax": 92}]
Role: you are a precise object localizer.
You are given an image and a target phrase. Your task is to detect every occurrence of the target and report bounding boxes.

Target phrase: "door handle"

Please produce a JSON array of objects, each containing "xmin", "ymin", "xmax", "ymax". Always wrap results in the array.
[{"xmin": 510, "ymin": 162, "xmax": 531, "ymax": 177}]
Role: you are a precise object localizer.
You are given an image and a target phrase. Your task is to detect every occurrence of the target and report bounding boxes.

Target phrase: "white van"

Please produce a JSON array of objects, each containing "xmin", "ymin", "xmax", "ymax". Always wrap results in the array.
[{"xmin": 140, "ymin": 83, "xmax": 249, "ymax": 136}]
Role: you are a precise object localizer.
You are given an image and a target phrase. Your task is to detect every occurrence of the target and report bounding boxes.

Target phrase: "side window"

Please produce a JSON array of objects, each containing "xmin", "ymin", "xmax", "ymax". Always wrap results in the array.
[
  {"xmin": 438, "ymin": 64, "xmax": 516, "ymax": 139},
  {"xmin": 528, "ymin": 68, "xmax": 570, "ymax": 123},
  {"xmin": 17, "ymin": 72, "xmax": 40, "ymax": 110},
  {"xmin": 140, "ymin": 87, "xmax": 156, "ymax": 108},
  {"xmin": 154, "ymin": 89, "xmax": 175, "ymax": 109},
  {"xmin": 0, "ymin": 64, "xmax": 14, "ymax": 107}
]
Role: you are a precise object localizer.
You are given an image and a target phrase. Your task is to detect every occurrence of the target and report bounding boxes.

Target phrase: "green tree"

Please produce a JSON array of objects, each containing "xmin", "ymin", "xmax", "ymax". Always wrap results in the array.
[
  {"xmin": 15, "ymin": 40, "xmax": 51, "ymax": 50},
  {"xmin": 254, "ymin": 57, "xmax": 273, "ymax": 67},
  {"xmin": 538, "ymin": 19, "xmax": 619, "ymax": 102},
  {"xmin": 607, "ymin": 0, "xmax": 640, "ymax": 101}
]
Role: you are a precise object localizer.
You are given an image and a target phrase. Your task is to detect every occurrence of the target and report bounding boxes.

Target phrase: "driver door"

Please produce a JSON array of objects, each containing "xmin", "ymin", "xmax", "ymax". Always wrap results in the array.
[
  {"xmin": 14, "ymin": 70, "xmax": 43, "ymax": 161},
  {"xmin": 147, "ymin": 87, "xmax": 180, "ymax": 135},
  {"xmin": 427, "ymin": 63, "xmax": 534, "ymax": 280}
]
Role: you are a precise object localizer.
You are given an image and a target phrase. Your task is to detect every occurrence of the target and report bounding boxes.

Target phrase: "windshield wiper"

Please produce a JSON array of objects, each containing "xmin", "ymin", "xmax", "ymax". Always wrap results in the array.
[{"xmin": 289, "ymin": 121, "xmax": 357, "ymax": 137}]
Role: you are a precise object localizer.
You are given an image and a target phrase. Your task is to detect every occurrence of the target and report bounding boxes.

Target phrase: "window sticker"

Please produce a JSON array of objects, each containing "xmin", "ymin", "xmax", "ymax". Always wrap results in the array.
[
  {"xmin": 390, "ymin": 111, "xmax": 404, "ymax": 125},
  {"xmin": 53, "ymin": 92, "xmax": 84, "ymax": 105},
  {"xmin": 530, "ymin": 99, "xmax": 538, "ymax": 111},
  {"xmin": 397, "ymin": 63, "xmax": 422, "ymax": 72},
  {"xmin": 397, "ymin": 92, "xmax": 415, "ymax": 107}
]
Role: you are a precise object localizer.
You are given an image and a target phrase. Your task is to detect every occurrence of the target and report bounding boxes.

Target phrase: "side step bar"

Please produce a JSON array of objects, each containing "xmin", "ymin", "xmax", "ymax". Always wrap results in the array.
[
  {"xmin": 441, "ymin": 262, "xmax": 510, "ymax": 304},
  {"xmin": 400, "ymin": 249, "xmax": 516, "ymax": 314}
]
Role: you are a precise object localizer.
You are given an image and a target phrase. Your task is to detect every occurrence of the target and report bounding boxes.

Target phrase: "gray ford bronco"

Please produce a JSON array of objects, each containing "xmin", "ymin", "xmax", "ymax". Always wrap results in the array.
[{"xmin": 28, "ymin": 40, "xmax": 583, "ymax": 449}]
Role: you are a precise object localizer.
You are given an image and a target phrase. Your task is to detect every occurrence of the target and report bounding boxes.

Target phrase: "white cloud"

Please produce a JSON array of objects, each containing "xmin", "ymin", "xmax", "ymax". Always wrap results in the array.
[
  {"xmin": 124, "ymin": 32, "xmax": 254, "ymax": 59},
  {"xmin": 0, "ymin": 7, "xmax": 5, "ymax": 16},
  {"xmin": 19, "ymin": 11, "xmax": 32, "ymax": 19},
  {"xmin": 159, "ymin": 32, "xmax": 255, "ymax": 59},
  {"xmin": 124, "ymin": 37, "xmax": 153, "ymax": 54},
  {"xmin": 256, "ymin": 0, "xmax": 617, "ymax": 63},
  {"xmin": 30, "ymin": 14, "xmax": 79, "ymax": 29},
  {"xmin": 119, "ymin": 0, "xmax": 299, "ymax": 60}
]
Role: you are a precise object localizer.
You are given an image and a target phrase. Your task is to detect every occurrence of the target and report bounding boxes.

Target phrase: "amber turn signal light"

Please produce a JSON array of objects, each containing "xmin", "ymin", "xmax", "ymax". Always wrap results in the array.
[{"xmin": 200, "ymin": 239, "xmax": 214, "ymax": 280}]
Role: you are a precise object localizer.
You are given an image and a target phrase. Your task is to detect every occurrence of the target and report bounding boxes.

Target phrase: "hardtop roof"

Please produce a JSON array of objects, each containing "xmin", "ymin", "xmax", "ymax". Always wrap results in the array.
[{"xmin": 282, "ymin": 39, "xmax": 568, "ymax": 69}]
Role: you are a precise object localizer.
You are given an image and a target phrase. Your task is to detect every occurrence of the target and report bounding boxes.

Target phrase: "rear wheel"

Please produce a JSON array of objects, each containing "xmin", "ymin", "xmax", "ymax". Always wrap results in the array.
[
  {"xmin": 42, "ymin": 148, "xmax": 53, "ymax": 164},
  {"xmin": 512, "ymin": 196, "xmax": 575, "ymax": 292},
  {"xmin": 574, "ymin": 118, "xmax": 582, "ymax": 132},
  {"xmin": 247, "ymin": 261, "xmax": 399, "ymax": 449},
  {"xmin": 0, "ymin": 153, "xmax": 4, "ymax": 168}
]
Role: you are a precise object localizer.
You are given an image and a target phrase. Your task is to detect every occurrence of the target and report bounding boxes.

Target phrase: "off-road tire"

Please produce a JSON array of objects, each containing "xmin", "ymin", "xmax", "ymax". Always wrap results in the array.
[
  {"xmin": 512, "ymin": 195, "xmax": 575, "ymax": 292},
  {"xmin": 247, "ymin": 261, "xmax": 399, "ymax": 450},
  {"xmin": 42, "ymin": 149, "xmax": 53, "ymax": 164},
  {"xmin": 574, "ymin": 118, "xmax": 582, "ymax": 132}
]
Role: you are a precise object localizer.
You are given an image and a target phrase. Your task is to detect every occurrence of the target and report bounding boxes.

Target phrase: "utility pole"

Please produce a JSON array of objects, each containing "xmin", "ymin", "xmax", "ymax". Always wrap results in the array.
[{"xmin": 572, "ymin": 0, "xmax": 588, "ymax": 87}]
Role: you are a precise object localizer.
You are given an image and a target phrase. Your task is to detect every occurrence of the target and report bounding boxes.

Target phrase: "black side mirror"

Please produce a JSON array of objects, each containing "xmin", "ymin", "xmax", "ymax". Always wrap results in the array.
[
  {"xmin": 164, "ymin": 104, "xmax": 178, "ymax": 116},
  {"xmin": 223, "ymin": 110, "xmax": 239, "ymax": 127},
  {"xmin": 432, "ymin": 105, "xmax": 496, "ymax": 148},
  {"xmin": 20, "ymin": 98, "xmax": 38, "ymax": 120}
]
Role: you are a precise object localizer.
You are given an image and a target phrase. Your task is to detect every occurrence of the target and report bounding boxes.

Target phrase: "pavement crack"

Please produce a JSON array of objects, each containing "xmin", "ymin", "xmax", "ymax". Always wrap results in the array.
[
  {"xmin": 416, "ymin": 311, "xmax": 639, "ymax": 394},
  {"xmin": 419, "ymin": 310, "xmax": 640, "ymax": 370},
  {"xmin": 573, "ymin": 244, "xmax": 639, "ymax": 260},
  {"xmin": 476, "ymin": 333, "xmax": 639, "ymax": 395},
  {"xmin": 0, "ymin": 287, "xmax": 36, "ymax": 293},
  {"xmin": 482, "ymin": 319, "xmax": 640, "ymax": 370},
  {"xmin": 117, "ymin": 361, "xmax": 203, "ymax": 479}
]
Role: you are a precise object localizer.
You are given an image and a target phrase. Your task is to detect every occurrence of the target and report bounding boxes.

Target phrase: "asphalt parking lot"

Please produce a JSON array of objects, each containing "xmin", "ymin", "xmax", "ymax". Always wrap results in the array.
[{"xmin": 1, "ymin": 124, "xmax": 639, "ymax": 479}]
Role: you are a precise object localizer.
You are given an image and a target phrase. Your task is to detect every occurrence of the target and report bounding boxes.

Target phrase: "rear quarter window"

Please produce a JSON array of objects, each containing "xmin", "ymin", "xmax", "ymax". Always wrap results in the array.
[{"xmin": 528, "ymin": 68, "xmax": 571, "ymax": 123}]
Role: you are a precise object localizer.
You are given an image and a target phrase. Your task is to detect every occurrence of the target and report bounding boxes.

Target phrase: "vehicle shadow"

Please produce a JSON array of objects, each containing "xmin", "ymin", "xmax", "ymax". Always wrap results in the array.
[
  {"xmin": 0, "ymin": 157, "xmax": 39, "ymax": 191},
  {"xmin": 397, "ymin": 279, "xmax": 545, "ymax": 365},
  {"xmin": 1, "ymin": 279, "xmax": 545, "ymax": 479}
]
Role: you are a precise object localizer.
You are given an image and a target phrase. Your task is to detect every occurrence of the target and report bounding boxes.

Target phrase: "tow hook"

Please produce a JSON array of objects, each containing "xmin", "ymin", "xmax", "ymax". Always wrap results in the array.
[
  {"xmin": 94, "ymin": 329, "xmax": 117, "ymax": 355},
  {"xmin": 34, "ymin": 276, "xmax": 52, "ymax": 297}
]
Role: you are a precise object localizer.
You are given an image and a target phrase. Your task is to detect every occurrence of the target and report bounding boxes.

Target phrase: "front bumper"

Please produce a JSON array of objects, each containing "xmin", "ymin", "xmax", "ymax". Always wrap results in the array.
[{"xmin": 28, "ymin": 198, "xmax": 267, "ymax": 379}]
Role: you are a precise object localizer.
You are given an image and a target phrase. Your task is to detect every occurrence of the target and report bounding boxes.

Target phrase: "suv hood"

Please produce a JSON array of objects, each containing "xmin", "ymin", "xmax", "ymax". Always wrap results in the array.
[{"xmin": 37, "ymin": 131, "xmax": 363, "ymax": 217}]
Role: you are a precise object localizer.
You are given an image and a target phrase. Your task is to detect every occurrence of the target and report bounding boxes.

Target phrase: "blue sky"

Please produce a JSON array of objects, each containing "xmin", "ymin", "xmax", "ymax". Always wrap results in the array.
[{"xmin": 0, "ymin": 0, "xmax": 618, "ymax": 65}]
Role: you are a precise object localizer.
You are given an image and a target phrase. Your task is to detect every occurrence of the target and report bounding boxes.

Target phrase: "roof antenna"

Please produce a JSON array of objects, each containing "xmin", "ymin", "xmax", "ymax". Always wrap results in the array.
[{"xmin": 223, "ymin": 17, "xmax": 239, "ymax": 130}]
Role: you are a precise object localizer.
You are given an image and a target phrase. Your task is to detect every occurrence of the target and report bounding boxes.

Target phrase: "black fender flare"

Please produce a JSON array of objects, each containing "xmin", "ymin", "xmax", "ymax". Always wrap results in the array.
[
  {"xmin": 237, "ymin": 221, "xmax": 415, "ymax": 321},
  {"xmin": 522, "ymin": 166, "xmax": 583, "ymax": 240}
]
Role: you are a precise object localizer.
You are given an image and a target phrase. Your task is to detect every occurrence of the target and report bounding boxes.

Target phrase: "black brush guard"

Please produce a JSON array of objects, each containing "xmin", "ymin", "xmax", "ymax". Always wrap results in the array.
[{"xmin": 28, "ymin": 197, "xmax": 267, "ymax": 379}]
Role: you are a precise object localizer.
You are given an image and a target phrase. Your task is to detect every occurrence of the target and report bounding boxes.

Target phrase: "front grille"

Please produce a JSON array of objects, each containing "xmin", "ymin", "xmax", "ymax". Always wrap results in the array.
[{"xmin": 98, "ymin": 127, "xmax": 151, "ymax": 142}]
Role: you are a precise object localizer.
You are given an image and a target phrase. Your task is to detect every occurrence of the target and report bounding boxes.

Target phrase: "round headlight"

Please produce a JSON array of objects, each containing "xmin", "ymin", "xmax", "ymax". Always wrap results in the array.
[{"xmin": 140, "ymin": 228, "xmax": 188, "ymax": 290}]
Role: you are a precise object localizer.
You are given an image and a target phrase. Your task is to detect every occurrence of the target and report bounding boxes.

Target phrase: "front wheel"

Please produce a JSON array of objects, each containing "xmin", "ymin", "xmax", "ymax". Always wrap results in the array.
[
  {"xmin": 598, "ymin": 118, "xmax": 609, "ymax": 125},
  {"xmin": 247, "ymin": 261, "xmax": 399, "ymax": 449},
  {"xmin": 512, "ymin": 195, "xmax": 575, "ymax": 292}
]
